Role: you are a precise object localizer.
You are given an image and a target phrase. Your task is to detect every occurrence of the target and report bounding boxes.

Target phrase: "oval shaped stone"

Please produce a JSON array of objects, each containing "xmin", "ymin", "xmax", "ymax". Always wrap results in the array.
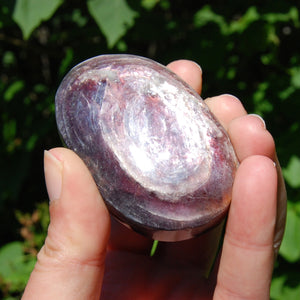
[{"xmin": 55, "ymin": 54, "xmax": 238, "ymax": 241}]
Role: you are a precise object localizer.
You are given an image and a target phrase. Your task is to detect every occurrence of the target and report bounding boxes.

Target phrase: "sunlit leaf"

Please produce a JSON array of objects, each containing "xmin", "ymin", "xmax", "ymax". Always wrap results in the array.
[
  {"xmin": 194, "ymin": 5, "xmax": 227, "ymax": 33},
  {"xmin": 87, "ymin": 0, "xmax": 138, "ymax": 48},
  {"xmin": 13, "ymin": 0, "xmax": 63, "ymax": 39},
  {"xmin": 141, "ymin": 0, "xmax": 159, "ymax": 10},
  {"xmin": 283, "ymin": 156, "xmax": 300, "ymax": 188},
  {"xmin": 0, "ymin": 242, "xmax": 35, "ymax": 292},
  {"xmin": 252, "ymin": 82, "xmax": 273, "ymax": 116},
  {"xmin": 264, "ymin": 7, "xmax": 300, "ymax": 27},
  {"xmin": 0, "ymin": 242, "xmax": 23, "ymax": 279},
  {"xmin": 290, "ymin": 67, "xmax": 300, "ymax": 88},
  {"xmin": 229, "ymin": 6, "xmax": 260, "ymax": 33},
  {"xmin": 271, "ymin": 276, "xmax": 286, "ymax": 299},
  {"xmin": 271, "ymin": 274, "xmax": 300, "ymax": 300},
  {"xmin": 279, "ymin": 203, "xmax": 300, "ymax": 262}
]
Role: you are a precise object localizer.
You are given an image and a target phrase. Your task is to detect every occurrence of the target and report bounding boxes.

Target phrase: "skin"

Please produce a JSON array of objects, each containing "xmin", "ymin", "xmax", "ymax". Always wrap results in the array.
[{"xmin": 22, "ymin": 59, "xmax": 286, "ymax": 300}]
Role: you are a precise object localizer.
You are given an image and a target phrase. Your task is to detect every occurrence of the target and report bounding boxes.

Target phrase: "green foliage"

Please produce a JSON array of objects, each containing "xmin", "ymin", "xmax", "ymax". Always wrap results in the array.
[
  {"xmin": 271, "ymin": 273, "xmax": 300, "ymax": 300},
  {"xmin": 87, "ymin": 0, "xmax": 138, "ymax": 48},
  {"xmin": 0, "ymin": 242, "xmax": 36, "ymax": 296},
  {"xmin": 1, "ymin": 0, "xmax": 300, "ymax": 298},
  {"xmin": 283, "ymin": 156, "xmax": 300, "ymax": 188},
  {"xmin": 279, "ymin": 202, "xmax": 300, "ymax": 262},
  {"xmin": 0, "ymin": 203, "xmax": 49, "ymax": 298},
  {"xmin": 13, "ymin": 0, "xmax": 63, "ymax": 39}
]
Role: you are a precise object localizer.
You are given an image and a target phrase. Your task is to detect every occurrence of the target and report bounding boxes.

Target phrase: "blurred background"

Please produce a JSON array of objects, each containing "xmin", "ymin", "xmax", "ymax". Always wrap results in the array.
[{"xmin": 1, "ymin": 0, "xmax": 300, "ymax": 298}]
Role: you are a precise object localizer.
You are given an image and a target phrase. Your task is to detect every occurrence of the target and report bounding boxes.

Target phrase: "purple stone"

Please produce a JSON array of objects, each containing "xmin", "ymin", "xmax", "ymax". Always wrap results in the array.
[{"xmin": 55, "ymin": 54, "xmax": 238, "ymax": 241}]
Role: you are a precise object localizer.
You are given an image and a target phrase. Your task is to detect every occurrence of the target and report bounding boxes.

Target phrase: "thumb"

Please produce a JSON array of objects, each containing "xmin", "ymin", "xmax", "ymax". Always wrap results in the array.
[{"xmin": 23, "ymin": 148, "xmax": 110, "ymax": 300}]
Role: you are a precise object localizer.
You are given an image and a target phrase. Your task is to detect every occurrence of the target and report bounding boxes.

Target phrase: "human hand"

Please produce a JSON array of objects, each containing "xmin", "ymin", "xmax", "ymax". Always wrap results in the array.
[{"xmin": 22, "ymin": 59, "xmax": 286, "ymax": 300}]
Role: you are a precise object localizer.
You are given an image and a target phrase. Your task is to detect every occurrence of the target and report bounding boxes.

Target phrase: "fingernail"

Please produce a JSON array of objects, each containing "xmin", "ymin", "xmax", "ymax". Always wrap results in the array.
[
  {"xmin": 44, "ymin": 150, "xmax": 63, "ymax": 202},
  {"xmin": 191, "ymin": 61, "xmax": 202, "ymax": 73},
  {"xmin": 249, "ymin": 114, "xmax": 266, "ymax": 129}
]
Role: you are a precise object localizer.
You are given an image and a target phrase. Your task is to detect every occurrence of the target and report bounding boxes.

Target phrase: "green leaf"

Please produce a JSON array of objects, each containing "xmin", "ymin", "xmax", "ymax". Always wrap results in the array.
[
  {"xmin": 3, "ymin": 119, "xmax": 17, "ymax": 142},
  {"xmin": 26, "ymin": 134, "xmax": 38, "ymax": 151},
  {"xmin": 141, "ymin": 0, "xmax": 159, "ymax": 11},
  {"xmin": 264, "ymin": 7, "xmax": 300, "ymax": 27},
  {"xmin": 271, "ymin": 275, "xmax": 286, "ymax": 299},
  {"xmin": 59, "ymin": 48, "xmax": 74, "ymax": 76},
  {"xmin": 87, "ymin": 0, "xmax": 138, "ymax": 48},
  {"xmin": 283, "ymin": 155, "xmax": 300, "ymax": 188},
  {"xmin": 252, "ymin": 82, "xmax": 273, "ymax": 116},
  {"xmin": 290, "ymin": 67, "xmax": 300, "ymax": 88},
  {"xmin": 2, "ymin": 51, "xmax": 16, "ymax": 67},
  {"xmin": 194, "ymin": 5, "xmax": 227, "ymax": 34},
  {"xmin": 0, "ymin": 242, "xmax": 36, "ymax": 292},
  {"xmin": 229, "ymin": 6, "xmax": 260, "ymax": 34},
  {"xmin": 0, "ymin": 242, "xmax": 23, "ymax": 279},
  {"xmin": 271, "ymin": 274, "xmax": 300, "ymax": 300},
  {"xmin": 4, "ymin": 80, "xmax": 24, "ymax": 102},
  {"xmin": 13, "ymin": 0, "xmax": 63, "ymax": 39},
  {"xmin": 279, "ymin": 203, "xmax": 300, "ymax": 262},
  {"xmin": 71, "ymin": 9, "xmax": 88, "ymax": 28}
]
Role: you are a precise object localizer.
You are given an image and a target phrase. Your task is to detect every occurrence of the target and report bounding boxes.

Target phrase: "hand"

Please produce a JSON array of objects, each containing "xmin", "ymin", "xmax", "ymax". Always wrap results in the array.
[{"xmin": 22, "ymin": 60, "xmax": 286, "ymax": 300}]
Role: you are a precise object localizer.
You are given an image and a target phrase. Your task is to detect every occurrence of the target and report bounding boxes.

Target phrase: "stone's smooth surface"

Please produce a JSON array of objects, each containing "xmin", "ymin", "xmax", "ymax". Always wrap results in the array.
[{"xmin": 55, "ymin": 54, "xmax": 238, "ymax": 241}]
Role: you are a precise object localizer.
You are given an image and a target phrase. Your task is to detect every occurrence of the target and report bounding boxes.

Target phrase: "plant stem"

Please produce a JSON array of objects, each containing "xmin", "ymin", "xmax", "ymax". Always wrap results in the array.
[{"xmin": 150, "ymin": 240, "xmax": 159, "ymax": 257}]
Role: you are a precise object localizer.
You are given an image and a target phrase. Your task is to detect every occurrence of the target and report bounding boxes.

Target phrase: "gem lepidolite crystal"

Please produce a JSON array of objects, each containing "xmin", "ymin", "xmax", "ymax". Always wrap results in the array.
[{"xmin": 55, "ymin": 54, "xmax": 238, "ymax": 241}]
